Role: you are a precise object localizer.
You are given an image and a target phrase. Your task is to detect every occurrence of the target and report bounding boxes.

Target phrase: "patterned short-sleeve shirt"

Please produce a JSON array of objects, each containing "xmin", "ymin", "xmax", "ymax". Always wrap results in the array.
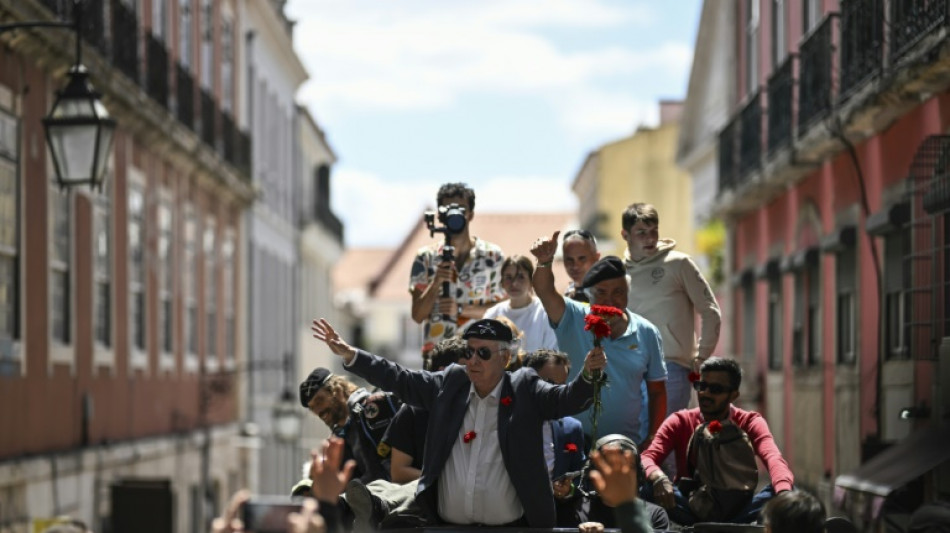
[{"xmin": 409, "ymin": 237, "xmax": 505, "ymax": 352}]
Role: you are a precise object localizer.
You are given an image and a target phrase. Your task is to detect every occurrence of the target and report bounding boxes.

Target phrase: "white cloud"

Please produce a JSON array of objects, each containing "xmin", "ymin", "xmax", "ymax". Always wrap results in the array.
[{"xmin": 334, "ymin": 168, "xmax": 577, "ymax": 247}]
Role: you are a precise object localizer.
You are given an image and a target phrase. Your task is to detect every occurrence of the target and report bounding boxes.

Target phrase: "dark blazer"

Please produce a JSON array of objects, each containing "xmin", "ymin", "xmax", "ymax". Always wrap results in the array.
[
  {"xmin": 551, "ymin": 416, "xmax": 587, "ymax": 479},
  {"xmin": 346, "ymin": 350, "xmax": 596, "ymax": 528}
]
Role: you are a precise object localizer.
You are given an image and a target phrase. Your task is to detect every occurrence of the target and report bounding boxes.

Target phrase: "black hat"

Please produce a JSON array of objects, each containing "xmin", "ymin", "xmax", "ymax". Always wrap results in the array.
[
  {"xmin": 299, "ymin": 367, "xmax": 333, "ymax": 407},
  {"xmin": 581, "ymin": 256, "xmax": 626, "ymax": 289},
  {"xmin": 462, "ymin": 319, "xmax": 513, "ymax": 343},
  {"xmin": 594, "ymin": 433, "xmax": 638, "ymax": 454}
]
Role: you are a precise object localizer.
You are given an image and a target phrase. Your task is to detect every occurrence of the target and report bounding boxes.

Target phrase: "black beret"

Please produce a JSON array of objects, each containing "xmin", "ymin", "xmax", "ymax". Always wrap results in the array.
[
  {"xmin": 581, "ymin": 256, "xmax": 626, "ymax": 289},
  {"xmin": 299, "ymin": 367, "xmax": 333, "ymax": 407},
  {"xmin": 462, "ymin": 319, "xmax": 513, "ymax": 343},
  {"xmin": 594, "ymin": 433, "xmax": 638, "ymax": 454}
]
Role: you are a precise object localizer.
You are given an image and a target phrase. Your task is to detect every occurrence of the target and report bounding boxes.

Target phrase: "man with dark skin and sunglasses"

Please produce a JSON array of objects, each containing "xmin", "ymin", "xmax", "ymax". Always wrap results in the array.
[
  {"xmin": 639, "ymin": 357, "xmax": 793, "ymax": 525},
  {"xmin": 311, "ymin": 317, "xmax": 606, "ymax": 528}
]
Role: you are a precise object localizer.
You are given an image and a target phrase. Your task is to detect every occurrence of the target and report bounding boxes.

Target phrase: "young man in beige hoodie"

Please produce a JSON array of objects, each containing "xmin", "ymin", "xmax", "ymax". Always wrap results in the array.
[{"xmin": 621, "ymin": 203, "xmax": 721, "ymax": 415}]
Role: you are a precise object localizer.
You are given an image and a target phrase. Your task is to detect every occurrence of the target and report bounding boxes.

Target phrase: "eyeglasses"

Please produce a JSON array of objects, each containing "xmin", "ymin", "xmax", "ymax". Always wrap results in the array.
[
  {"xmin": 462, "ymin": 346, "xmax": 507, "ymax": 361},
  {"xmin": 563, "ymin": 229, "xmax": 597, "ymax": 243},
  {"xmin": 692, "ymin": 381, "xmax": 733, "ymax": 395}
]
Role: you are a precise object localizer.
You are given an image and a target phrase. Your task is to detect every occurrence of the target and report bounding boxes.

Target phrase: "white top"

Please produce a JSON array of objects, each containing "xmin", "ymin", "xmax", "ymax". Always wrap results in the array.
[
  {"xmin": 483, "ymin": 297, "xmax": 559, "ymax": 353},
  {"xmin": 543, "ymin": 421, "xmax": 555, "ymax": 478},
  {"xmin": 438, "ymin": 380, "xmax": 523, "ymax": 525}
]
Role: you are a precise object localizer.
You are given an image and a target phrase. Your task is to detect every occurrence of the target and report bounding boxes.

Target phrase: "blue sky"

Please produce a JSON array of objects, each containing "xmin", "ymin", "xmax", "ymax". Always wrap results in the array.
[{"xmin": 285, "ymin": 0, "xmax": 703, "ymax": 247}]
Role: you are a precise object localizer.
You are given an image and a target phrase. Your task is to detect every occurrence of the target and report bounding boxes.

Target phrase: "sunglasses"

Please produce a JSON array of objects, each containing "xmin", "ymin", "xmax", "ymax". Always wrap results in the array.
[
  {"xmin": 692, "ymin": 381, "xmax": 734, "ymax": 395},
  {"xmin": 563, "ymin": 229, "xmax": 597, "ymax": 243},
  {"xmin": 462, "ymin": 346, "xmax": 506, "ymax": 361}
]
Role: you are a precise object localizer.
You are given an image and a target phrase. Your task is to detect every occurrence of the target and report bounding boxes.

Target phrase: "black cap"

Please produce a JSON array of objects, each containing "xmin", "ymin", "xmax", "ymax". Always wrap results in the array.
[
  {"xmin": 299, "ymin": 367, "xmax": 333, "ymax": 407},
  {"xmin": 462, "ymin": 319, "xmax": 513, "ymax": 343},
  {"xmin": 581, "ymin": 256, "xmax": 626, "ymax": 289},
  {"xmin": 594, "ymin": 433, "xmax": 638, "ymax": 454}
]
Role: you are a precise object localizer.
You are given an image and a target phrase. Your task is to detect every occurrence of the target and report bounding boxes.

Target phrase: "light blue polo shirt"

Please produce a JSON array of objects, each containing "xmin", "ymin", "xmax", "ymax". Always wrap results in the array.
[{"xmin": 553, "ymin": 298, "xmax": 667, "ymax": 443}]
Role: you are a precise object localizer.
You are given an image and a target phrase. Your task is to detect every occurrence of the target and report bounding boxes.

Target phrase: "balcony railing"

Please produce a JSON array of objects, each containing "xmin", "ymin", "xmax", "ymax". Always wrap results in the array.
[
  {"xmin": 236, "ymin": 129, "xmax": 251, "ymax": 177},
  {"xmin": 146, "ymin": 35, "xmax": 169, "ymax": 109},
  {"xmin": 718, "ymin": 116, "xmax": 739, "ymax": 194},
  {"xmin": 739, "ymin": 91, "xmax": 763, "ymax": 180},
  {"xmin": 176, "ymin": 64, "xmax": 195, "ymax": 130},
  {"xmin": 200, "ymin": 88, "xmax": 217, "ymax": 149},
  {"xmin": 111, "ymin": 0, "xmax": 139, "ymax": 84},
  {"xmin": 221, "ymin": 111, "xmax": 236, "ymax": 165},
  {"xmin": 890, "ymin": 0, "xmax": 950, "ymax": 62},
  {"xmin": 839, "ymin": 0, "xmax": 884, "ymax": 101},
  {"xmin": 767, "ymin": 56, "xmax": 795, "ymax": 154},
  {"xmin": 797, "ymin": 16, "xmax": 834, "ymax": 135},
  {"xmin": 81, "ymin": 0, "xmax": 107, "ymax": 55}
]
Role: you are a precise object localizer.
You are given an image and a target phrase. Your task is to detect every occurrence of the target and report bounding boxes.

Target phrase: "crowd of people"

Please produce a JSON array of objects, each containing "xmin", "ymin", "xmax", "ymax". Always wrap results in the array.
[{"xmin": 209, "ymin": 182, "xmax": 834, "ymax": 532}]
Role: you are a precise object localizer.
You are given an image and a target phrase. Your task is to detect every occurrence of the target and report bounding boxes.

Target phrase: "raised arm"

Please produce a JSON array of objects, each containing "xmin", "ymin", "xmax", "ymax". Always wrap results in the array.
[{"xmin": 530, "ymin": 231, "xmax": 567, "ymax": 325}]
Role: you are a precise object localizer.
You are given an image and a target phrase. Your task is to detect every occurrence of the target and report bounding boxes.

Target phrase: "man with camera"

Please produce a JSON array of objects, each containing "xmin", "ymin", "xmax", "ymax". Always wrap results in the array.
[{"xmin": 410, "ymin": 183, "xmax": 506, "ymax": 357}]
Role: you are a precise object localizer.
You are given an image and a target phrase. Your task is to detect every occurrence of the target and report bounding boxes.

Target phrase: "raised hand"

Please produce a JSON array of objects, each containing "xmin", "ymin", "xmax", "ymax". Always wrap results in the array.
[
  {"xmin": 308, "ymin": 437, "xmax": 356, "ymax": 503},
  {"xmin": 287, "ymin": 499, "xmax": 326, "ymax": 533},
  {"xmin": 311, "ymin": 319, "xmax": 357, "ymax": 364},
  {"xmin": 588, "ymin": 447, "xmax": 638, "ymax": 508},
  {"xmin": 211, "ymin": 489, "xmax": 249, "ymax": 533},
  {"xmin": 530, "ymin": 231, "xmax": 560, "ymax": 263}
]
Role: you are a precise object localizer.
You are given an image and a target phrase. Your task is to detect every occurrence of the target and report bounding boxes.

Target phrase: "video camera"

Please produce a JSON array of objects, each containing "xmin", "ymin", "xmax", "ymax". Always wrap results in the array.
[{"xmin": 424, "ymin": 203, "xmax": 467, "ymax": 239}]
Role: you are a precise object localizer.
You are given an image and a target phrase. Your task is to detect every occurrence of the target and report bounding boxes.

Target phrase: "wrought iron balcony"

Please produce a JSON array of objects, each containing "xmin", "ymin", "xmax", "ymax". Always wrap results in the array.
[
  {"xmin": 146, "ymin": 35, "xmax": 169, "ymax": 109},
  {"xmin": 739, "ymin": 90, "xmax": 763, "ymax": 180},
  {"xmin": 767, "ymin": 56, "xmax": 795, "ymax": 154},
  {"xmin": 110, "ymin": 0, "xmax": 139, "ymax": 84},
  {"xmin": 221, "ymin": 111, "xmax": 236, "ymax": 165},
  {"xmin": 797, "ymin": 16, "xmax": 834, "ymax": 135},
  {"xmin": 176, "ymin": 64, "xmax": 195, "ymax": 130},
  {"xmin": 235, "ymin": 129, "xmax": 251, "ymax": 177},
  {"xmin": 890, "ymin": 0, "xmax": 950, "ymax": 62},
  {"xmin": 199, "ymin": 88, "xmax": 217, "ymax": 149},
  {"xmin": 839, "ymin": 0, "xmax": 884, "ymax": 101},
  {"xmin": 718, "ymin": 116, "xmax": 739, "ymax": 194}
]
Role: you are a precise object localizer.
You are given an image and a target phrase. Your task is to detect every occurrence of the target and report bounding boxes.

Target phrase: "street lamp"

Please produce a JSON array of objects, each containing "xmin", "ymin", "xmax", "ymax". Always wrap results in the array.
[
  {"xmin": 0, "ymin": 0, "xmax": 116, "ymax": 191},
  {"xmin": 272, "ymin": 388, "xmax": 302, "ymax": 444}
]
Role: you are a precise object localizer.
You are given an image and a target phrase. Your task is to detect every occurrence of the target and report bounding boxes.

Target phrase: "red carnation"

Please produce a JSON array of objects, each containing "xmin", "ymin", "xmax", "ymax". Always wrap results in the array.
[
  {"xmin": 564, "ymin": 443, "xmax": 579, "ymax": 453},
  {"xmin": 584, "ymin": 314, "xmax": 611, "ymax": 342},
  {"xmin": 590, "ymin": 305, "xmax": 624, "ymax": 318},
  {"xmin": 463, "ymin": 431, "xmax": 477, "ymax": 443},
  {"xmin": 500, "ymin": 396, "xmax": 512, "ymax": 406},
  {"xmin": 708, "ymin": 420, "xmax": 723, "ymax": 434},
  {"xmin": 688, "ymin": 372, "xmax": 701, "ymax": 383}
]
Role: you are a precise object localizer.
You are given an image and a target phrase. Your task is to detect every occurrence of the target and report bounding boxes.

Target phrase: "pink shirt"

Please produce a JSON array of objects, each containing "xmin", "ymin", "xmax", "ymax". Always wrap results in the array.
[{"xmin": 640, "ymin": 405, "xmax": 794, "ymax": 493}]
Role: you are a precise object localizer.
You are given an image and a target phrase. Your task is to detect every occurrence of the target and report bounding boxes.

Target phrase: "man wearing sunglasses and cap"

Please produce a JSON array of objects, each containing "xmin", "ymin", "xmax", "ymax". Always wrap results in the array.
[
  {"xmin": 311, "ymin": 316, "xmax": 606, "ymax": 528},
  {"xmin": 639, "ymin": 357, "xmax": 793, "ymax": 525}
]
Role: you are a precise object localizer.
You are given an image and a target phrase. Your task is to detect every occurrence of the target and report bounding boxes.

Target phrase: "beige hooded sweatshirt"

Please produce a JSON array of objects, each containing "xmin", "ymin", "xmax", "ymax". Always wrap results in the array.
[{"xmin": 623, "ymin": 239, "xmax": 721, "ymax": 369}]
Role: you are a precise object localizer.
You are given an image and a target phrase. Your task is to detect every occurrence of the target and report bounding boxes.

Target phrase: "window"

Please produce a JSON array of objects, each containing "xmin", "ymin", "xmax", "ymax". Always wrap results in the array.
[
  {"xmin": 158, "ymin": 195, "xmax": 174, "ymax": 359},
  {"xmin": 200, "ymin": 0, "xmax": 213, "ymax": 89},
  {"xmin": 128, "ymin": 181, "xmax": 146, "ymax": 356},
  {"xmin": 184, "ymin": 206, "xmax": 198, "ymax": 368},
  {"xmin": 204, "ymin": 216, "xmax": 217, "ymax": 366},
  {"xmin": 884, "ymin": 230, "xmax": 911, "ymax": 359},
  {"xmin": 803, "ymin": 0, "xmax": 821, "ymax": 34},
  {"xmin": 94, "ymin": 180, "xmax": 113, "ymax": 351},
  {"xmin": 49, "ymin": 188, "xmax": 71, "ymax": 345},
  {"xmin": 221, "ymin": 17, "xmax": 234, "ymax": 112},
  {"xmin": 221, "ymin": 227, "xmax": 235, "ymax": 364},
  {"xmin": 772, "ymin": 0, "xmax": 787, "ymax": 66},
  {"xmin": 835, "ymin": 237, "xmax": 857, "ymax": 365},
  {"xmin": 152, "ymin": 0, "xmax": 167, "ymax": 40},
  {"xmin": 741, "ymin": 274, "xmax": 756, "ymax": 369},
  {"xmin": 805, "ymin": 259, "xmax": 821, "ymax": 366},
  {"xmin": 745, "ymin": 0, "xmax": 761, "ymax": 94},
  {"xmin": 0, "ymin": 107, "xmax": 19, "ymax": 362},
  {"xmin": 768, "ymin": 271, "xmax": 783, "ymax": 370},
  {"xmin": 179, "ymin": 0, "xmax": 193, "ymax": 68}
]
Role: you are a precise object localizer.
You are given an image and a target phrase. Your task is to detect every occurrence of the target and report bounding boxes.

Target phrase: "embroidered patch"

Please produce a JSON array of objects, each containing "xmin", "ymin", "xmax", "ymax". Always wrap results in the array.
[
  {"xmin": 377, "ymin": 442, "xmax": 391, "ymax": 457},
  {"xmin": 364, "ymin": 402, "xmax": 380, "ymax": 419},
  {"xmin": 628, "ymin": 344, "xmax": 639, "ymax": 350},
  {"xmin": 651, "ymin": 267, "xmax": 665, "ymax": 283}
]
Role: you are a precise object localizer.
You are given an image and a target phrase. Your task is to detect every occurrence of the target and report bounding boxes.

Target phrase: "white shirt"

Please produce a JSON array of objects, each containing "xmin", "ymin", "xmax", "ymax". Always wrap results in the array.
[
  {"xmin": 483, "ymin": 297, "xmax": 559, "ymax": 352},
  {"xmin": 438, "ymin": 380, "xmax": 523, "ymax": 525},
  {"xmin": 543, "ymin": 421, "xmax": 555, "ymax": 478}
]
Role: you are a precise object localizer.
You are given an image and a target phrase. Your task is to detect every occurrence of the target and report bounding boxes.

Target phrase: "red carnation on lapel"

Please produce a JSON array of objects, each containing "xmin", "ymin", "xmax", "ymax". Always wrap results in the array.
[
  {"xmin": 500, "ymin": 396, "xmax": 512, "ymax": 406},
  {"xmin": 708, "ymin": 420, "xmax": 723, "ymax": 434},
  {"xmin": 463, "ymin": 431, "xmax": 477, "ymax": 443},
  {"xmin": 688, "ymin": 372, "xmax": 701, "ymax": 383},
  {"xmin": 564, "ymin": 443, "xmax": 579, "ymax": 453}
]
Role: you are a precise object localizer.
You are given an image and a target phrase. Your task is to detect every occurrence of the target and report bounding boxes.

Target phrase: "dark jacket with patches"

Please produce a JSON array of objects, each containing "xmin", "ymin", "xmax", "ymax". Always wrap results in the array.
[{"xmin": 339, "ymin": 387, "xmax": 401, "ymax": 483}]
